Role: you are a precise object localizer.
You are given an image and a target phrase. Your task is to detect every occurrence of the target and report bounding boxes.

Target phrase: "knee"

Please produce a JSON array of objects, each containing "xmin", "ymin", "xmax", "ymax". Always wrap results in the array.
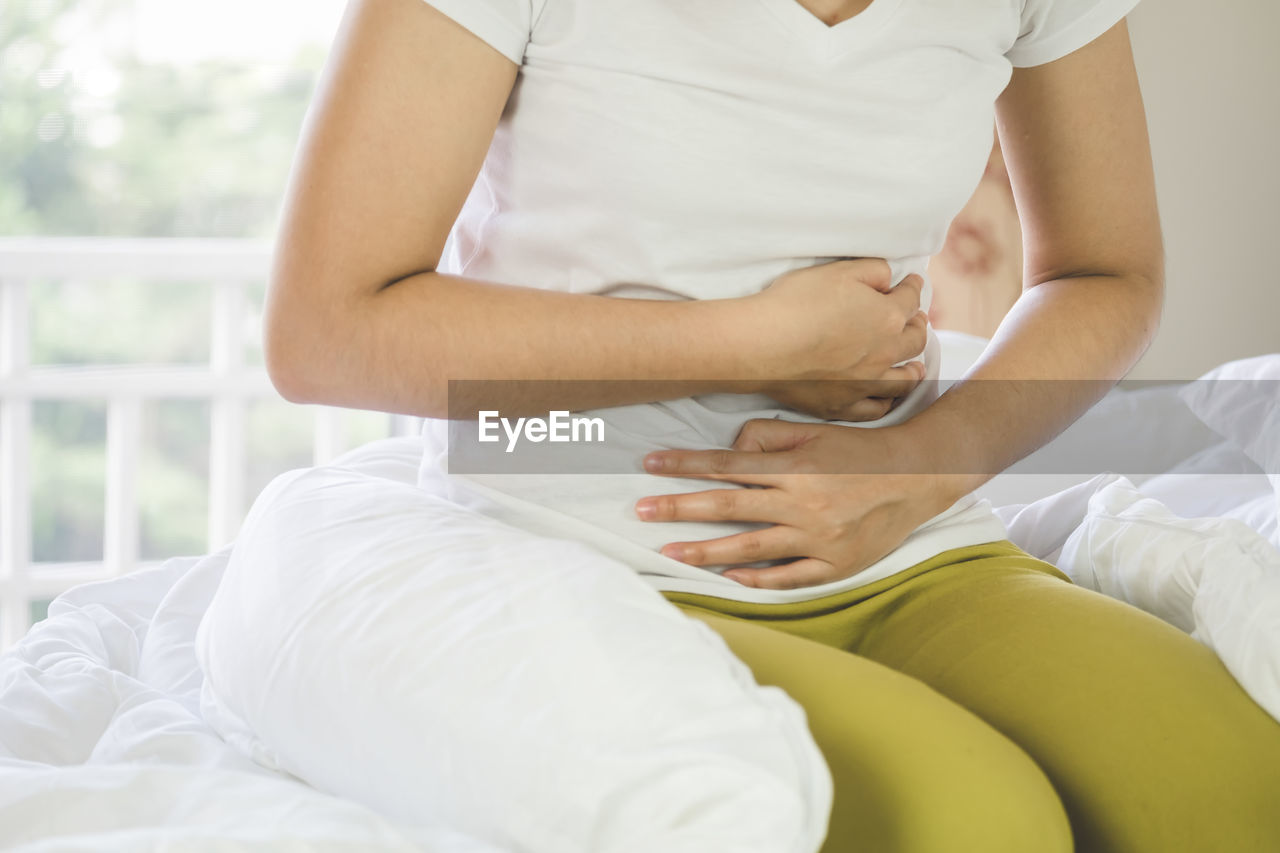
[
  {"xmin": 874, "ymin": 752, "xmax": 1071, "ymax": 853},
  {"xmin": 820, "ymin": 712, "xmax": 1072, "ymax": 853},
  {"xmin": 903, "ymin": 755, "xmax": 1072, "ymax": 853}
]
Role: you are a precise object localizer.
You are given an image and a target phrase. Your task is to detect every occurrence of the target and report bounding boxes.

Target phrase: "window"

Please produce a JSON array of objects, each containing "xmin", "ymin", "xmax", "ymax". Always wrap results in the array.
[{"xmin": 0, "ymin": 0, "xmax": 421, "ymax": 648}]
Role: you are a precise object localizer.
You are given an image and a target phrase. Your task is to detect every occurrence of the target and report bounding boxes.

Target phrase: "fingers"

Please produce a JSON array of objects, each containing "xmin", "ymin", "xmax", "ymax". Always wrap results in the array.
[
  {"xmin": 876, "ymin": 363, "xmax": 924, "ymax": 399},
  {"xmin": 835, "ymin": 363, "xmax": 922, "ymax": 422},
  {"xmin": 833, "ymin": 257, "xmax": 894, "ymax": 292},
  {"xmin": 731, "ymin": 418, "xmax": 819, "ymax": 452},
  {"xmin": 723, "ymin": 558, "xmax": 841, "ymax": 590},
  {"xmin": 635, "ymin": 487, "xmax": 797, "ymax": 526},
  {"xmin": 839, "ymin": 397, "xmax": 896, "ymax": 422},
  {"xmin": 888, "ymin": 273, "xmax": 924, "ymax": 317},
  {"xmin": 642, "ymin": 448, "xmax": 789, "ymax": 484},
  {"xmin": 896, "ymin": 310, "xmax": 929, "ymax": 363},
  {"xmin": 656, "ymin": 526, "xmax": 805, "ymax": 567}
]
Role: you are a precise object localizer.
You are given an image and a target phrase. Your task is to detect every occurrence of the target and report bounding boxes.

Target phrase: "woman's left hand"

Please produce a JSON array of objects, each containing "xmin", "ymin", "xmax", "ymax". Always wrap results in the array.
[{"xmin": 635, "ymin": 419, "xmax": 960, "ymax": 589}]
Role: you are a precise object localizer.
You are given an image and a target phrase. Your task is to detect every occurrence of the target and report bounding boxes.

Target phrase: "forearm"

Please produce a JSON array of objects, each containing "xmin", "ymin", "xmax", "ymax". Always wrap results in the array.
[
  {"xmin": 902, "ymin": 272, "xmax": 1164, "ymax": 507},
  {"xmin": 268, "ymin": 270, "xmax": 763, "ymax": 418}
]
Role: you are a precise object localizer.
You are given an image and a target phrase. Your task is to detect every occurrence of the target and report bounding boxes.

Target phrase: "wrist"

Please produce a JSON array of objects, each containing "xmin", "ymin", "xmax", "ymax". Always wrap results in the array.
[
  {"xmin": 889, "ymin": 417, "xmax": 988, "ymax": 512},
  {"xmin": 703, "ymin": 293, "xmax": 789, "ymax": 394}
]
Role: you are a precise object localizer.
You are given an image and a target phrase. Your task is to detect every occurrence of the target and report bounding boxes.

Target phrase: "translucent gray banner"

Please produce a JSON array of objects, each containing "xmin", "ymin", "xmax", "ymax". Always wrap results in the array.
[{"xmin": 441, "ymin": 378, "xmax": 1279, "ymax": 476}]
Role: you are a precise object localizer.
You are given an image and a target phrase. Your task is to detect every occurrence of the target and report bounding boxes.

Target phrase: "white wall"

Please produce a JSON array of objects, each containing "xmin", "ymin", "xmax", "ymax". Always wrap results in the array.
[{"xmin": 1126, "ymin": 0, "xmax": 1280, "ymax": 379}]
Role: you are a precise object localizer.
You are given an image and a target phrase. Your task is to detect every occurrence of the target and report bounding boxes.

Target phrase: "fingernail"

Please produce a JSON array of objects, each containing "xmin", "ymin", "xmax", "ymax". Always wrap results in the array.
[
  {"xmin": 635, "ymin": 500, "xmax": 656, "ymax": 520},
  {"xmin": 661, "ymin": 545, "xmax": 684, "ymax": 561},
  {"xmin": 644, "ymin": 454, "xmax": 666, "ymax": 473}
]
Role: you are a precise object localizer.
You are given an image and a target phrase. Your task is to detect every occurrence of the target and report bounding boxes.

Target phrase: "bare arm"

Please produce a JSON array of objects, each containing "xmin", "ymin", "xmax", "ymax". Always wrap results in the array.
[
  {"xmin": 265, "ymin": 0, "xmax": 925, "ymax": 420},
  {"xmin": 906, "ymin": 16, "xmax": 1165, "ymax": 495},
  {"xmin": 264, "ymin": 0, "xmax": 761, "ymax": 418}
]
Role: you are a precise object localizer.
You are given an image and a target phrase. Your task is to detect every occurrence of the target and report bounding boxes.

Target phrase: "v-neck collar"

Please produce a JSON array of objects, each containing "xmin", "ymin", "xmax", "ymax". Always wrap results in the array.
[{"xmin": 755, "ymin": 0, "xmax": 905, "ymax": 60}]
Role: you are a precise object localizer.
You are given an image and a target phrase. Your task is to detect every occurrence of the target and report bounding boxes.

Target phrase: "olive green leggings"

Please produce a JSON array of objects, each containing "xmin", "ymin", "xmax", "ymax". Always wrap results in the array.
[{"xmin": 660, "ymin": 540, "xmax": 1280, "ymax": 853}]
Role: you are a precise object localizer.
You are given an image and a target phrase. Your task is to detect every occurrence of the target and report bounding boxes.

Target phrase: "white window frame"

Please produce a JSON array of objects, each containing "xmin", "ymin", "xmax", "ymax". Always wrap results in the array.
[{"xmin": 0, "ymin": 237, "xmax": 422, "ymax": 649}]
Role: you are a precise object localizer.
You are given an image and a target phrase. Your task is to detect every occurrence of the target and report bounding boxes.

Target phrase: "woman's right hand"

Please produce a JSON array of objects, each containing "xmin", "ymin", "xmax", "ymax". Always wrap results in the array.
[{"xmin": 746, "ymin": 258, "xmax": 929, "ymax": 422}]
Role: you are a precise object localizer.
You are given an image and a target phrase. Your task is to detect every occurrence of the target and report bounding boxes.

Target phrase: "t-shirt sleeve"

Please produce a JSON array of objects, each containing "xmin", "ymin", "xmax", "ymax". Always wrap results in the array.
[
  {"xmin": 419, "ymin": 0, "xmax": 537, "ymax": 65},
  {"xmin": 1006, "ymin": 0, "xmax": 1142, "ymax": 68}
]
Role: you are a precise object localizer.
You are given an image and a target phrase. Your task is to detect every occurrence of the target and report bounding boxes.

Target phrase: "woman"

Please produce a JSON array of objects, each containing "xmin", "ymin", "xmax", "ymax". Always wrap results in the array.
[{"xmin": 261, "ymin": 0, "xmax": 1280, "ymax": 849}]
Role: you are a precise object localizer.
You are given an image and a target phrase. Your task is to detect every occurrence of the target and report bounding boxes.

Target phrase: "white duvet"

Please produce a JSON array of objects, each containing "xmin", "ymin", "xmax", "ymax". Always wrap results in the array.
[
  {"xmin": 0, "ymin": 547, "xmax": 499, "ymax": 852},
  {"xmin": 2, "ymin": 343, "xmax": 1278, "ymax": 851}
]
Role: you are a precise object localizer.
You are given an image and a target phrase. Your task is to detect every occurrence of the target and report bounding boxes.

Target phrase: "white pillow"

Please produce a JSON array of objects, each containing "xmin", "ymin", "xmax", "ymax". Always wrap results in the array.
[
  {"xmin": 1180, "ymin": 354, "xmax": 1280, "ymax": 479},
  {"xmin": 327, "ymin": 435, "xmax": 424, "ymax": 485},
  {"xmin": 1180, "ymin": 354, "xmax": 1280, "ymax": 546},
  {"xmin": 195, "ymin": 465, "xmax": 831, "ymax": 853}
]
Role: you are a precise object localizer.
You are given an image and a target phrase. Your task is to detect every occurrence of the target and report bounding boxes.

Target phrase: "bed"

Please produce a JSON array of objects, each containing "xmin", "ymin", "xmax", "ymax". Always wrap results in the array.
[{"xmin": 2, "ymin": 330, "xmax": 1277, "ymax": 851}]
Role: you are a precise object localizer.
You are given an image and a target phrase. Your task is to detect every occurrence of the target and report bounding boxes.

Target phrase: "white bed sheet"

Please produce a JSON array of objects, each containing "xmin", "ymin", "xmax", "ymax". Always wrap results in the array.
[
  {"xmin": 3, "ymin": 344, "xmax": 1278, "ymax": 850},
  {"xmin": 0, "ymin": 544, "xmax": 503, "ymax": 852}
]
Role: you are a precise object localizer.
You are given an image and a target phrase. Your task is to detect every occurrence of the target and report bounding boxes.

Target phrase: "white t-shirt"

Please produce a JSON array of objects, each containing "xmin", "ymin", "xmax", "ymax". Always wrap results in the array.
[{"xmin": 415, "ymin": 0, "xmax": 1142, "ymax": 604}]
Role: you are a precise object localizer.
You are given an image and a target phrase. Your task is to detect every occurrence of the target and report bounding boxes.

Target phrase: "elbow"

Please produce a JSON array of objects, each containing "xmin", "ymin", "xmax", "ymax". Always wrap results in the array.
[
  {"xmin": 1103, "ymin": 267, "xmax": 1164, "ymax": 355},
  {"xmin": 261, "ymin": 278, "xmax": 328, "ymax": 405},
  {"xmin": 1131, "ymin": 261, "xmax": 1165, "ymax": 346},
  {"xmin": 263, "ymin": 319, "xmax": 316, "ymax": 405},
  {"xmin": 265, "ymin": 357, "xmax": 310, "ymax": 407},
  {"xmin": 261, "ymin": 280, "xmax": 451, "ymax": 418},
  {"xmin": 1107, "ymin": 265, "xmax": 1164, "ymax": 366}
]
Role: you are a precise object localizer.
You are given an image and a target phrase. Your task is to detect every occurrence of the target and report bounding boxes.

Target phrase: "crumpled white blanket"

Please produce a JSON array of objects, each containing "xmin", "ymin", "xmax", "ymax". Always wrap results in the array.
[{"xmin": 0, "ymin": 548, "xmax": 502, "ymax": 852}]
